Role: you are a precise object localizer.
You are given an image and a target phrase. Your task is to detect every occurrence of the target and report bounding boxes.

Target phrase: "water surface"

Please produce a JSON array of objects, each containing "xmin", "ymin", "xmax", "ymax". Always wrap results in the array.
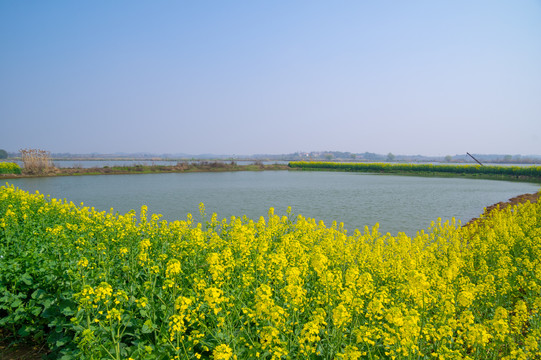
[{"xmin": 5, "ymin": 171, "xmax": 539, "ymax": 235}]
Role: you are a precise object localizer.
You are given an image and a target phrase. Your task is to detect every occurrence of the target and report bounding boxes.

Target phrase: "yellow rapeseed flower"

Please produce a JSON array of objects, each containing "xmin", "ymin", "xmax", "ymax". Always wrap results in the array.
[{"xmin": 213, "ymin": 344, "xmax": 233, "ymax": 360}]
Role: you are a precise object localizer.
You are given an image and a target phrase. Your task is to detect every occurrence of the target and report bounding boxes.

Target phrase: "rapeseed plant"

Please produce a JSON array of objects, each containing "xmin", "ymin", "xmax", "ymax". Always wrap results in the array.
[{"xmin": 1, "ymin": 183, "xmax": 541, "ymax": 359}]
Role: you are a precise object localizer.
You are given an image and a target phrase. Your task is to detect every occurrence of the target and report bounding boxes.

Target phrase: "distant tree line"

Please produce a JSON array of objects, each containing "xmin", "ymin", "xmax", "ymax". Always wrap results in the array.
[{"xmin": 1, "ymin": 148, "xmax": 540, "ymax": 164}]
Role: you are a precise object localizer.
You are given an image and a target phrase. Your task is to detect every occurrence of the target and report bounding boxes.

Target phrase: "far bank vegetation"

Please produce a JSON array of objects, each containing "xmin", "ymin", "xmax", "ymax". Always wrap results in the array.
[
  {"xmin": 19, "ymin": 148, "xmax": 55, "ymax": 174},
  {"xmin": 65, "ymin": 161, "xmax": 287, "ymax": 175},
  {"xmin": 289, "ymin": 161, "xmax": 541, "ymax": 182}
]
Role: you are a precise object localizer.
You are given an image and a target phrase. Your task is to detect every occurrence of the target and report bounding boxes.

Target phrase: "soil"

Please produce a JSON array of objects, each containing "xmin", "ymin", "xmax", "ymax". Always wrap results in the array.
[
  {"xmin": 464, "ymin": 191, "xmax": 540, "ymax": 226},
  {"xmin": 0, "ymin": 329, "xmax": 48, "ymax": 360}
]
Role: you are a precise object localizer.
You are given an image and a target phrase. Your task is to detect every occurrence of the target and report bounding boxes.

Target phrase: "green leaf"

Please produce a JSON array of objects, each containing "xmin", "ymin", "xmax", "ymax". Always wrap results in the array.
[
  {"xmin": 42, "ymin": 298, "xmax": 53, "ymax": 309},
  {"xmin": 31, "ymin": 288, "xmax": 46, "ymax": 299},
  {"xmin": 31, "ymin": 306, "xmax": 42, "ymax": 316},
  {"xmin": 61, "ymin": 306, "xmax": 75, "ymax": 316},
  {"xmin": 142, "ymin": 324, "xmax": 153, "ymax": 334},
  {"xmin": 11, "ymin": 298, "xmax": 22, "ymax": 308},
  {"xmin": 56, "ymin": 339, "xmax": 67, "ymax": 347},
  {"xmin": 21, "ymin": 273, "xmax": 33, "ymax": 285}
]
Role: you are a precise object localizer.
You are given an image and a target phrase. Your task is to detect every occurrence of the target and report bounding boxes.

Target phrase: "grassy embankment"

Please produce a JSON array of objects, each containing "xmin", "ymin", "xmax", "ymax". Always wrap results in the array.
[
  {"xmin": 1, "ymin": 184, "xmax": 541, "ymax": 359},
  {"xmin": 4, "ymin": 160, "xmax": 541, "ymax": 183},
  {"xmin": 289, "ymin": 161, "xmax": 541, "ymax": 183},
  {"xmin": 0, "ymin": 161, "xmax": 289, "ymax": 179},
  {"xmin": 59, "ymin": 162, "xmax": 290, "ymax": 176}
]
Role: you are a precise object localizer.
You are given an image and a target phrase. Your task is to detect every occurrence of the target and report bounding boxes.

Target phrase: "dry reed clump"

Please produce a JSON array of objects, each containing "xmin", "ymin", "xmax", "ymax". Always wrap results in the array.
[{"xmin": 19, "ymin": 148, "xmax": 54, "ymax": 174}]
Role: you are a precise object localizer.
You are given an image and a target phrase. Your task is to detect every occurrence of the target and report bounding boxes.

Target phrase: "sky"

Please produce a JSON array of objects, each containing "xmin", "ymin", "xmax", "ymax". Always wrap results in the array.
[{"xmin": 1, "ymin": 1, "xmax": 540, "ymax": 156}]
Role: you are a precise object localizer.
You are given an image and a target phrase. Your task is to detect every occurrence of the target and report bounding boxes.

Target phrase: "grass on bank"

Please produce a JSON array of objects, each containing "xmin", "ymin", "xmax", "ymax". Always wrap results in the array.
[
  {"xmin": 0, "ymin": 162, "xmax": 290, "ymax": 179},
  {"xmin": 69, "ymin": 162, "xmax": 289, "ymax": 175}
]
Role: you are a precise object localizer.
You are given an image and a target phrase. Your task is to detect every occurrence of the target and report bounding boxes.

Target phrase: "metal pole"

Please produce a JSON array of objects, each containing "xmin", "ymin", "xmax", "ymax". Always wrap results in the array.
[{"xmin": 466, "ymin": 152, "xmax": 483, "ymax": 166}]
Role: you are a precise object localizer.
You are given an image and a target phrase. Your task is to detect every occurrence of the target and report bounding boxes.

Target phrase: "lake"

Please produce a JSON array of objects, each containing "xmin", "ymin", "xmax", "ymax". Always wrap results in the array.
[{"xmin": 4, "ymin": 171, "xmax": 539, "ymax": 235}]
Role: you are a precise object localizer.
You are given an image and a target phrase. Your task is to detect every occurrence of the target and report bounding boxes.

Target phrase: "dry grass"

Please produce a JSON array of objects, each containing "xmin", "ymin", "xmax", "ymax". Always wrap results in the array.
[{"xmin": 19, "ymin": 149, "xmax": 54, "ymax": 174}]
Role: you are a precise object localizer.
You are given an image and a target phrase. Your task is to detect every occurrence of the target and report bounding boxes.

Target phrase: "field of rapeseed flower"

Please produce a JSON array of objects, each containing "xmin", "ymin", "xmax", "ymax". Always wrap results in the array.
[
  {"xmin": 1, "ymin": 183, "xmax": 540, "ymax": 359},
  {"xmin": 289, "ymin": 162, "xmax": 541, "ymax": 182},
  {"xmin": 0, "ymin": 162, "xmax": 21, "ymax": 174}
]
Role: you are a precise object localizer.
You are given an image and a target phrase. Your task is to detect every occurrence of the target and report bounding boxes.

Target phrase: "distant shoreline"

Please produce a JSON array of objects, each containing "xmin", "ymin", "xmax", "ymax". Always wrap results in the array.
[
  {"xmin": 2, "ymin": 161, "xmax": 541, "ymax": 184},
  {"xmin": 0, "ymin": 162, "xmax": 291, "ymax": 179},
  {"xmin": 289, "ymin": 161, "xmax": 541, "ymax": 184}
]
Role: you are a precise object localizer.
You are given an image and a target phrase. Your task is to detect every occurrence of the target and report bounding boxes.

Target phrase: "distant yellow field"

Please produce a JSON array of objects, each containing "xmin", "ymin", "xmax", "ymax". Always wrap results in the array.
[{"xmin": 289, "ymin": 161, "xmax": 541, "ymax": 182}]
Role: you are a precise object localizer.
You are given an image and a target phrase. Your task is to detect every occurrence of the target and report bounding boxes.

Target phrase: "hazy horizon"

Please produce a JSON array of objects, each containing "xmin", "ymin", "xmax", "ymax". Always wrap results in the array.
[
  {"xmin": 4, "ymin": 149, "xmax": 541, "ymax": 159},
  {"xmin": 2, "ymin": 1, "xmax": 540, "ymax": 156}
]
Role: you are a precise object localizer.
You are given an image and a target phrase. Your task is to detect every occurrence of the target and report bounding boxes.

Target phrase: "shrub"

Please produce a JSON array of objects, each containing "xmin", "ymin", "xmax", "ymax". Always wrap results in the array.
[{"xmin": 19, "ymin": 149, "xmax": 53, "ymax": 174}]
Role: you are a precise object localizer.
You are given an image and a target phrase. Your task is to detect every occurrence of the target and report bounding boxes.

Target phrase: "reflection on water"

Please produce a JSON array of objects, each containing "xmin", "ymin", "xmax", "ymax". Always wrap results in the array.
[{"xmin": 6, "ymin": 171, "xmax": 539, "ymax": 236}]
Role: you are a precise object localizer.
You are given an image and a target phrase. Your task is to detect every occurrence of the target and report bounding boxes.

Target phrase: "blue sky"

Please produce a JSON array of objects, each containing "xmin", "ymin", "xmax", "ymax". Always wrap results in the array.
[{"xmin": 1, "ymin": 1, "xmax": 540, "ymax": 156}]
